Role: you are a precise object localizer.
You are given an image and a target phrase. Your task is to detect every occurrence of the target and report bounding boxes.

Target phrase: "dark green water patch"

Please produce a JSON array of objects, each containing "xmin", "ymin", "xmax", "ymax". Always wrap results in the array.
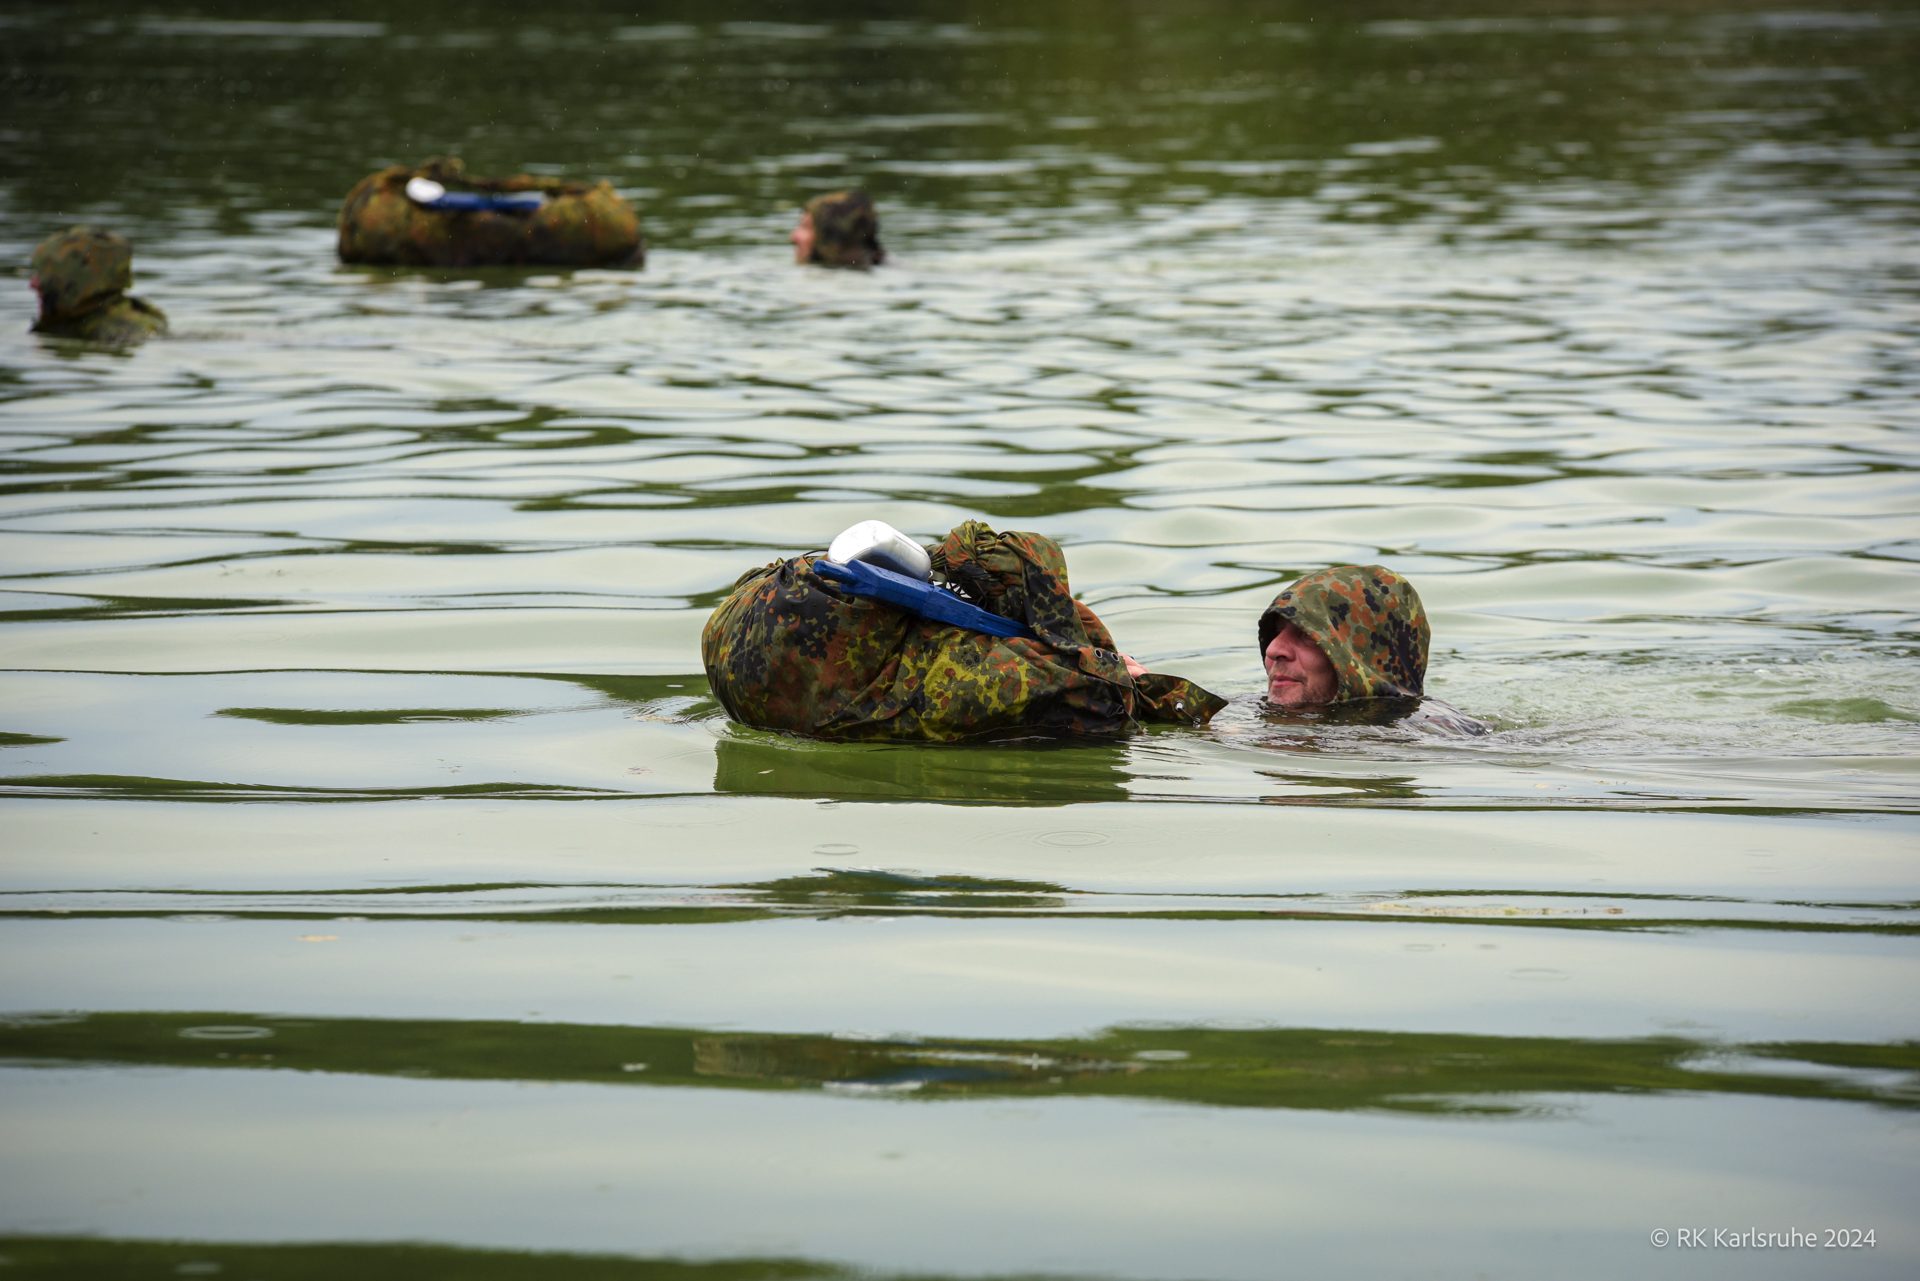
[
  {"xmin": 0, "ymin": 775, "xmax": 621, "ymax": 802},
  {"xmin": 3, "ymin": 1012, "xmax": 1913, "ymax": 1115},
  {"xmin": 4, "ymin": 872, "xmax": 1912, "ymax": 934},
  {"xmin": 0, "ymin": 593, "xmax": 298, "ymax": 622},
  {"xmin": 5, "ymin": 907, "xmax": 1910, "ymax": 935},
  {"xmin": 1770, "ymin": 697, "xmax": 1918, "ymax": 724},
  {"xmin": 714, "ymin": 733, "xmax": 1135, "ymax": 804},
  {"xmin": 0, "ymin": 1237, "xmax": 871, "ymax": 1281},
  {"xmin": 0, "ymin": 731, "xmax": 63, "ymax": 746},
  {"xmin": 727, "ymin": 868, "xmax": 1070, "ymax": 913},
  {"xmin": 527, "ymin": 671, "xmax": 721, "ymax": 718},
  {"xmin": 8, "ymin": 0, "xmax": 1916, "ymax": 243},
  {"xmin": 215, "ymin": 706, "xmax": 527, "ymax": 725}
]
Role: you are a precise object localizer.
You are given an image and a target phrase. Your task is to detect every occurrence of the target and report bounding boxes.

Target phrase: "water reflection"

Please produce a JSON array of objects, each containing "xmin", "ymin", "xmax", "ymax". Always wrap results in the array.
[
  {"xmin": 9, "ymin": 2, "xmax": 1918, "ymax": 247},
  {"xmin": 714, "ymin": 731, "xmax": 1133, "ymax": 803},
  {"xmin": 7, "ymin": 870, "xmax": 1912, "ymax": 933},
  {"xmin": 5, "ymin": 1010, "xmax": 1913, "ymax": 1114},
  {"xmin": 0, "ymin": 664, "xmax": 1911, "ymax": 811},
  {"xmin": 0, "ymin": 1237, "xmax": 877, "ymax": 1281}
]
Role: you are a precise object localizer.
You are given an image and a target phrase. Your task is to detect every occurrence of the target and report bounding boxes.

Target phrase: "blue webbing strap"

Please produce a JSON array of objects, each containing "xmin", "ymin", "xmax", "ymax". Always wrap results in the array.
[
  {"xmin": 416, "ymin": 191, "xmax": 546, "ymax": 213},
  {"xmin": 812, "ymin": 558, "xmax": 1036, "ymax": 641}
]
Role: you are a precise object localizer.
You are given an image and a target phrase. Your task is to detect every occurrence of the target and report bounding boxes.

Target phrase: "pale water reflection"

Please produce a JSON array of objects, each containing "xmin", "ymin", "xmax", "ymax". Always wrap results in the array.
[{"xmin": 1, "ymin": 1, "xmax": 1917, "ymax": 1277}]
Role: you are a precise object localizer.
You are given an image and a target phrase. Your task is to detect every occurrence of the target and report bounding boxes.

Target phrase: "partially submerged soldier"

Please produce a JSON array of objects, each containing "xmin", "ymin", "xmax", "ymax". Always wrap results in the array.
[
  {"xmin": 790, "ymin": 190, "xmax": 884, "ymax": 268},
  {"xmin": 28, "ymin": 228, "xmax": 168, "ymax": 346},
  {"xmin": 1259, "ymin": 565, "xmax": 1488, "ymax": 734},
  {"xmin": 703, "ymin": 521, "xmax": 1224, "ymax": 742},
  {"xmin": 338, "ymin": 157, "xmax": 644, "ymax": 268}
]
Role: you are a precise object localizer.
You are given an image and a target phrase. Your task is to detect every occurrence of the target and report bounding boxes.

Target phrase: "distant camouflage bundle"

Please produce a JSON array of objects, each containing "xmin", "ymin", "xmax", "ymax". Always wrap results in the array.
[
  {"xmin": 703, "ymin": 520, "xmax": 1225, "ymax": 742},
  {"xmin": 337, "ymin": 157, "xmax": 644, "ymax": 268},
  {"xmin": 28, "ymin": 227, "xmax": 168, "ymax": 346}
]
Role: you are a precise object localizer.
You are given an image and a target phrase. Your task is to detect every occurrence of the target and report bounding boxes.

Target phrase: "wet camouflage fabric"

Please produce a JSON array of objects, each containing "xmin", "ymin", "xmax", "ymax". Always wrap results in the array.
[
  {"xmin": 1258, "ymin": 565, "xmax": 1430, "ymax": 701},
  {"xmin": 804, "ymin": 189, "xmax": 884, "ymax": 268},
  {"xmin": 337, "ymin": 157, "xmax": 645, "ymax": 268},
  {"xmin": 28, "ymin": 227, "xmax": 168, "ymax": 345},
  {"xmin": 703, "ymin": 520, "xmax": 1225, "ymax": 742}
]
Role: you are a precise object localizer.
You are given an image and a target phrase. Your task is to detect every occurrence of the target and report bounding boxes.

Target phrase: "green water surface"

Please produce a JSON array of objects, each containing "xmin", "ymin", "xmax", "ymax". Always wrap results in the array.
[{"xmin": 2, "ymin": 1, "xmax": 1917, "ymax": 1277}]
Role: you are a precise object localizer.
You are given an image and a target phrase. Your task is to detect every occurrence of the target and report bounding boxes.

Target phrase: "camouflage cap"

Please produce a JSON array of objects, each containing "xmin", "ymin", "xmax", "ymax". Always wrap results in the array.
[
  {"xmin": 29, "ymin": 227, "xmax": 134, "ymax": 322},
  {"xmin": 1258, "ymin": 565, "xmax": 1429, "ymax": 701},
  {"xmin": 804, "ymin": 190, "xmax": 884, "ymax": 267}
]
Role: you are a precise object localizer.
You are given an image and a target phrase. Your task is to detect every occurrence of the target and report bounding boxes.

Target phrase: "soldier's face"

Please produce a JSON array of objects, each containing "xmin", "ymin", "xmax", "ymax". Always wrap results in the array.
[
  {"xmin": 790, "ymin": 211, "xmax": 815, "ymax": 262},
  {"xmin": 1264, "ymin": 622, "xmax": 1337, "ymax": 706}
]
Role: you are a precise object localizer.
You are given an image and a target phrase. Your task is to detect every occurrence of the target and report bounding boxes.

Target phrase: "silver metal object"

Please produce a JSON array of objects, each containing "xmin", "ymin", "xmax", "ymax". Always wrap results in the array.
[{"xmin": 826, "ymin": 520, "xmax": 932, "ymax": 581}]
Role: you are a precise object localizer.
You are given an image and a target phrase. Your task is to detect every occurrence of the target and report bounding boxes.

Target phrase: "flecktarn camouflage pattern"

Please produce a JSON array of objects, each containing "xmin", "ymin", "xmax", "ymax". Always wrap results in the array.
[
  {"xmin": 28, "ymin": 227, "xmax": 168, "ymax": 346},
  {"xmin": 804, "ymin": 189, "xmax": 884, "ymax": 267},
  {"xmin": 337, "ymin": 157, "xmax": 644, "ymax": 268},
  {"xmin": 703, "ymin": 521, "xmax": 1225, "ymax": 742},
  {"xmin": 1258, "ymin": 565, "xmax": 1430, "ymax": 701}
]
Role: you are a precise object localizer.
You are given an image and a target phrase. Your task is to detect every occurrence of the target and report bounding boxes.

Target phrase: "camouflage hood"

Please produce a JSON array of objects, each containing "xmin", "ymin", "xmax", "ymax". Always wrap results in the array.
[
  {"xmin": 30, "ymin": 227, "xmax": 134, "ymax": 322},
  {"xmin": 1257, "ymin": 565, "xmax": 1429, "ymax": 701},
  {"xmin": 805, "ymin": 190, "xmax": 884, "ymax": 267}
]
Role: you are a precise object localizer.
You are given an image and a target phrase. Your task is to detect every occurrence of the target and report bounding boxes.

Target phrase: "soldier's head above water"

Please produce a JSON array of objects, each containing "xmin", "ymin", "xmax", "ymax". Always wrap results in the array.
[
  {"xmin": 792, "ymin": 190, "xmax": 884, "ymax": 268},
  {"xmin": 1258, "ymin": 566, "xmax": 1429, "ymax": 708},
  {"xmin": 28, "ymin": 226, "xmax": 168, "ymax": 346}
]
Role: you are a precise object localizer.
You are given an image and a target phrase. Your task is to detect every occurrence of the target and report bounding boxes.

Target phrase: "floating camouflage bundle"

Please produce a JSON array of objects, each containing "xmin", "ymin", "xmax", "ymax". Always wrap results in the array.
[
  {"xmin": 1257, "ymin": 565, "xmax": 1430, "ymax": 701},
  {"xmin": 337, "ymin": 157, "xmax": 644, "ymax": 268},
  {"xmin": 803, "ymin": 190, "xmax": 884, "ymax": 268},
  {"xmin": 28, "ymin": 227, "xmax": 168, "ymax": 346},
  {"xmin": 703, "ymin": 521, "xmax": 1224, "ymax": 742}
]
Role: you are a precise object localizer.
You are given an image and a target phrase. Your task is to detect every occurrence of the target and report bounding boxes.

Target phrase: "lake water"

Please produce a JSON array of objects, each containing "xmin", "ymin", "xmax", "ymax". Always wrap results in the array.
[{"xmin": 2, "ymin": 2, "xmax": 1917, "ymax": 1277}]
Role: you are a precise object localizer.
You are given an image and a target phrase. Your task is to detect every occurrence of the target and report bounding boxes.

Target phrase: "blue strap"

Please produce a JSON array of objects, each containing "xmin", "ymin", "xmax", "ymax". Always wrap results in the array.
[
  {"xmin": 417, "ymin": 191, "xmax": 546, "ymax": 213},
  {"xmin": 813, "ymin": 558, "xmax": 1036, "ymax": 640}
]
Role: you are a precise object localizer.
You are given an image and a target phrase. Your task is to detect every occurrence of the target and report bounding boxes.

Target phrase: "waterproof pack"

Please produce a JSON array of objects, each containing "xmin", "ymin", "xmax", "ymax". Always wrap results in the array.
[
  {"xmin": 826, "ymin": 519, "xmax": 933, "ymax": 580},
  {"xmin": 813, "ymin": 557, "xmax": 1035, "ymax": 640},
  {"xmin": 405, "ymin": 176, "xmax": 546, "ymax": 213}
]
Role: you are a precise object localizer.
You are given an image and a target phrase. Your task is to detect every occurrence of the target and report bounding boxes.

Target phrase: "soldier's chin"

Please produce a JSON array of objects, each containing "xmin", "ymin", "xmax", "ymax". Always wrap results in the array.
[{"xmin": 1267, "ymin": 680, "xmax": 1309, "ymax": 707}]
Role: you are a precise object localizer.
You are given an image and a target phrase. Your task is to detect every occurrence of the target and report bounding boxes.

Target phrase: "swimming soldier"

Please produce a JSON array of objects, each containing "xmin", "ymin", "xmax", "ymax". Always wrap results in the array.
[
  {"xmin": 28, "ymin": 228, "xmax": 168, "ymax": 346},
  {"xmin": 790, "ymin": 190, "xmax": 885, "ymax": 268},
  {"xmin": 705, "ymin": 527, "xmax": 1485, "ymax": 740},
  {"xmin": 1259, "ymin": 565, "xmax": 1488, "ymax": 733}
]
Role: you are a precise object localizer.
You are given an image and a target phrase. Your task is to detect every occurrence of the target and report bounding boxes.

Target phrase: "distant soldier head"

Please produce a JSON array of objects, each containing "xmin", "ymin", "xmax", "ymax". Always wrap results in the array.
[
  {"xmin": 792, "ymin": 190, "xmax": 885, "ymax": 268},
  {"xmin": 29, "ymin": 227, "xmax": 135, "ymax": 323}
]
